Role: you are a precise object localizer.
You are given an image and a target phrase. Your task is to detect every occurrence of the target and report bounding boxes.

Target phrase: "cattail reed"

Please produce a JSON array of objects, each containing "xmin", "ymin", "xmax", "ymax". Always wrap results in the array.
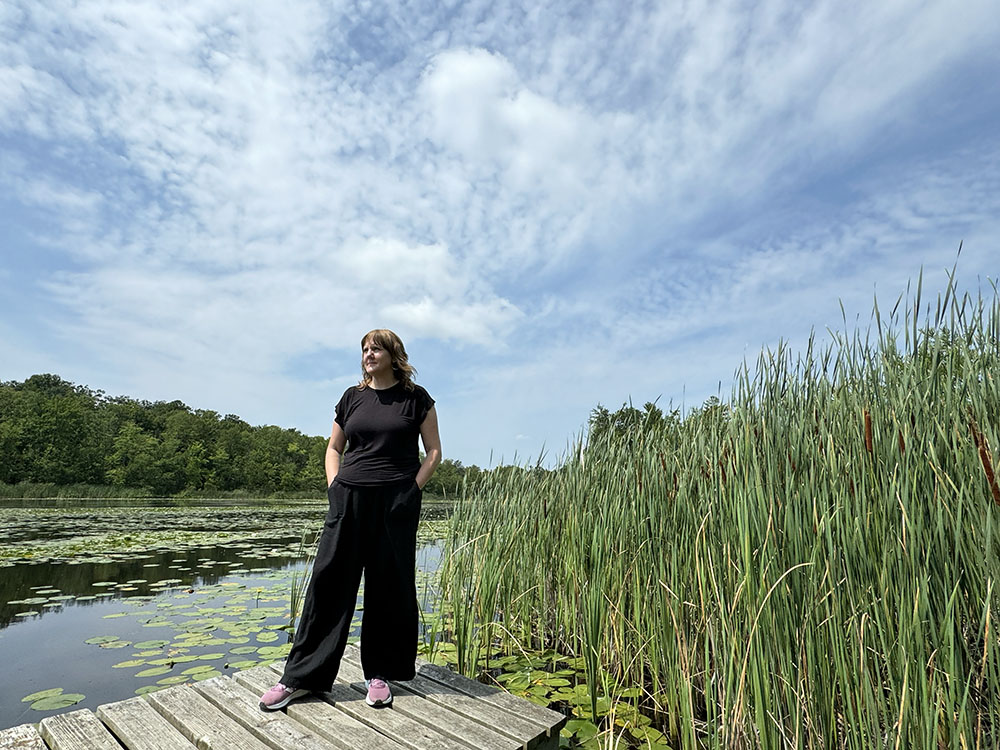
[{"xmin": 438, "ymin": 277, "xmax": 1000, "ymax": 749}]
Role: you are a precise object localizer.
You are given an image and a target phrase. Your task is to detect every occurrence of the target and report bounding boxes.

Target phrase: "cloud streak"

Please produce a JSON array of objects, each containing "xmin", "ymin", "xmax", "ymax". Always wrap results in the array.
[{"xmin": 1, "ymin": 0, "xmax": 998, "ymax": 465}]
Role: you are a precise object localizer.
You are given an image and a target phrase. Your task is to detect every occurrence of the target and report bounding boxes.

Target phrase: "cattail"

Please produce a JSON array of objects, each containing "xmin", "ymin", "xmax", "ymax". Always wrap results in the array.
[
  {"xmin": 864, "ymin": 409, "xmax": 873, "ymax": 454},
  {"xmin": 897, "ymin": 429, "xmax": 905, "ymax": 456},
  {"xmin": 970, "ymin": 417, "xmax": 1000, "ymax": 505}
]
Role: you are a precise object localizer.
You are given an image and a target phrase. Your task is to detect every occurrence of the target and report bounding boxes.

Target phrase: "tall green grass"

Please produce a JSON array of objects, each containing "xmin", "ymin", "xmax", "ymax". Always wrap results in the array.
[{"xmin": 441, "ymin": 277, "xmax": 1000, "ymax": 748}]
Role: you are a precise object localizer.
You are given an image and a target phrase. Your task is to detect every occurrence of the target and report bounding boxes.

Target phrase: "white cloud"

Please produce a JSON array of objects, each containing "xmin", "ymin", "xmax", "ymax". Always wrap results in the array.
[{"xmin": 1, "ymin": 0, "xmax": 998, "ymax": 465}]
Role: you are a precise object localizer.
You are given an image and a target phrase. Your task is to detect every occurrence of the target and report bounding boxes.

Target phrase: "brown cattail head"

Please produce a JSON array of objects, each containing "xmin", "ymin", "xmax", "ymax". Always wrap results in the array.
[
  {"xmin": 864, "ymin": 410, "xmax": 873, "ymax": 454},
  {"xmin": 970, "ymin": 417, "xmax": 1000, "ymax": 505},
  {"xmin": 897, "ymin": 429, "xmax": 905, "ymax": 456}
]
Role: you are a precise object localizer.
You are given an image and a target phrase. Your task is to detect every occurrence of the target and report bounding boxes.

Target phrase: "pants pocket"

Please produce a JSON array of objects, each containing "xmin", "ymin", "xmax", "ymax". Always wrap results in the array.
[
  {"xmin": 386, "ymin": 481, "xmax": 419, "ymax": 524},
  {"xmin": 325, "ymin": 479, "xmax": 347, "ymax": 525}
]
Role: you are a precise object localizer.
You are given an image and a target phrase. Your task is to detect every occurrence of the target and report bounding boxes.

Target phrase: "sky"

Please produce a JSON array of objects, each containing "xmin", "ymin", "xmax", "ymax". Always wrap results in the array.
[{"xmin": 1, "ymin": 0, "xmax": 998, "ymax": 469}]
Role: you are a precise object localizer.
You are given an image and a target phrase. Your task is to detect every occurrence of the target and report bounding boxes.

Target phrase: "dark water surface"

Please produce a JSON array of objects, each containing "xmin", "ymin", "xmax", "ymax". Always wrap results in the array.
[{"xmin": 0, "ymin": 498, "xmax": 447, "ymax": 729}]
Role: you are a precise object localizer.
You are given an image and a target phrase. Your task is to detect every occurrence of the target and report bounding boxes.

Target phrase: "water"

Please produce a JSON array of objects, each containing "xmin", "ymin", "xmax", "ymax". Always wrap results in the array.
[{"xmin": 0, "ymin": 498, "xmax": 448, "ymax": 729}]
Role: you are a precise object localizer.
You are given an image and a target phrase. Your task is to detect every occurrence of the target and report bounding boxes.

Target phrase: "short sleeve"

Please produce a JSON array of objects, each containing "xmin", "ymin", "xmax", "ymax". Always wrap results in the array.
[
  {"xmin": 417, "ymin": 386, "xmax": 435, "ymax": 424},
  {"xmin": 334, "ymin": 388, "xmax": 353, "ymax": 431}
]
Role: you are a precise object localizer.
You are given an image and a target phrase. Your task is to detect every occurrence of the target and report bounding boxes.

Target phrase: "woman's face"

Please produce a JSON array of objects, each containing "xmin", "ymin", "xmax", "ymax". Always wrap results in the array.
[{"xmin": 362, "ymin": 340, "xmax": 393, "ymax": 379}]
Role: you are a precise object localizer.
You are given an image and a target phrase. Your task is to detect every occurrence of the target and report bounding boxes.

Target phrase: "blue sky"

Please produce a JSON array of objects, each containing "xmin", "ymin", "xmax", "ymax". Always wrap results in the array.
[{"xmin": 1, "ymin": 0, "xmax": 998, "ymax": 469}]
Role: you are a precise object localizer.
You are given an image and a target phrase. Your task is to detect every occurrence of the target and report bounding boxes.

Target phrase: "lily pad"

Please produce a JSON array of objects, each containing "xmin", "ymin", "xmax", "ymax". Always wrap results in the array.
[
  {"xmin": 135, "ymin": 666, "xmax": 172, "ymax": 677},
  {"xmin": 157, "ymin": 676, "xmax": 190, "ymax": 685},
  {"xmin": 113, "ymin": 659, "xmax": 148, "ymax": 669},
  {"xmin": 21, "ymin": 688, "xmax": 64, "ymax": 703},
  {"xmin": 182, "ymin": 665, "xmax": 216, "ymax": 675},
  {"xmin": 134, "ymin": 640, "xmax": 170, "ymax": 649},
  {"xmin": 31, "ymin": 693, "xmax": 85, "ymax": 711}
]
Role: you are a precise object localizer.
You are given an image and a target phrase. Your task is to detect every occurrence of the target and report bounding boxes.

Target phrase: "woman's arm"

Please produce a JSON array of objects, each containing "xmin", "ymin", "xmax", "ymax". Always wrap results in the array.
[
  {"xmin": 414, "ymin": 406, "xmax": 442, "ymax": 489},
  {"xmin": 325, "ymin": 421, "xmax": 347, "ymax": 486}
]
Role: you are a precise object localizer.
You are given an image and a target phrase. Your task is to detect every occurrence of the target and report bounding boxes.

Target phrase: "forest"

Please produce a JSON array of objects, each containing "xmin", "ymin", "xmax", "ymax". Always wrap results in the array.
[{"xmin": 0, "ymin": 374, "xmax": 477, "ymax": 498}]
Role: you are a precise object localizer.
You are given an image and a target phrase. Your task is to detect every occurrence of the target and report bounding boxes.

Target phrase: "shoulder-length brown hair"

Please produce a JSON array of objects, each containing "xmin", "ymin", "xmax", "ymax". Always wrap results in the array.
[{"xmin": 358, "ymin": 329, "xmax": 417, "ymax": 391}]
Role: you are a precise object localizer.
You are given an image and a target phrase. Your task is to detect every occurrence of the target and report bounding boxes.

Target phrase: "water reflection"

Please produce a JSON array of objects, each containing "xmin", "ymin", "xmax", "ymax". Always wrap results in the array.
[{"xmin": 0, "ymin": 498, "xmax": 449, "ymax": 729}]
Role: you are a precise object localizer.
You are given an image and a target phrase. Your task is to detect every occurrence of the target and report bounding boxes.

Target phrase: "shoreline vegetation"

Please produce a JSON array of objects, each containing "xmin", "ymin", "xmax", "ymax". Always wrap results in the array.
[
  {"xmin": 0, "ymin": 376, "xmax": 478, "ymax": 500},
  {"xmin": 437, "ymin": 276, "xmax": 1000, "ymax": 748}
]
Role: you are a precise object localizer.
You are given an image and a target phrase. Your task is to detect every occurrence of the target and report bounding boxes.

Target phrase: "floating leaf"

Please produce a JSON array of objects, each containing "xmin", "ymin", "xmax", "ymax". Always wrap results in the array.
[
  {"xmin": 156, "ymin": 676, "xmax": 191, "ymax": 685},
  {"xmin": 226, "ymin": 660, "xmax": 258, "ymax": 669},
  {"xmin": 134, "ymin": 640, "xmax": 169, "ymax": 649},
  {"xmin": 135, "ymin": 666, "xmax": 172, "ymax": 677},
  {"xmin": 135, "ymin": 685, "xmax": 166, "ymax": 695},
  {"xmin": 22, "ymin": 688, "xmax": 63, "ymax": 703},
  {"xmin": 112, "ymin": 660, "xmax": 147, "ymax": 669},
  {"xmin": 182, "ymin": 665, "xmax": 216, "ymax": 675},
  {"xmin": 85, "ymin": 636, "xmax": 121, "ymax": 644},
  {"xmin": 31, "ymin": 693, "xmax": 85, "ymax": 711}
]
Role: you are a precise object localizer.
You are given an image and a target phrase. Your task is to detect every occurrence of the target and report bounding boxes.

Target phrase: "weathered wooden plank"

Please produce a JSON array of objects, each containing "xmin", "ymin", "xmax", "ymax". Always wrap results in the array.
[
  {"xmin": 40, "ymin": 709, "xmax": 121, "ymax": 750},
  {"xmin": 341, "ymin": 647, "xmax": 554, "ymax": 748},
  {"xmin": 192, "ymin": 675, "xmax": 343, "ymax": 750},
  {"xmin": 197, "ymin": 673, "xmax": 384, "ymax": 750},
  {"xmin": 96, "ymin": 697, "xmax": 197, "ymax": 750},
  {"xmin": 336, "ymin": 656, "xmax": 522, "ymax": 750},
  {"xmin": 0, "ymin": 724, "xmax": 45, "ymax": 750},
  {"xmin": 414, "ymin": 658, "xmax": 567, "ymax": 735},
  {"xmin": 145, "ymin": 684, "xmax": 274, "ymax": 750},
  {"xmin": 233, "ymin": 665, "xmax": 412, "ymax": 750}
]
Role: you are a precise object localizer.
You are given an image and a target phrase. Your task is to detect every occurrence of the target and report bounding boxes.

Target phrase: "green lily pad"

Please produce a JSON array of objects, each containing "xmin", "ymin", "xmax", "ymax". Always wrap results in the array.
[
  {"xmin": 113, "ymin": 659, "xmax": 147, "ymax": 669},
  {"xmin": 134, "ymin": 640, "xmax": 170, "ymax": 649},
  {"xmin": 31, "ymin": 693, "xmax": 85, "ymax": 711},
  {"xmin": 226, "ymin": 660, "xmax": 258, "ymax": 669},
  {"xmin": 135, "ymin": 685, "xmax": 166, "ymax": 695},
  {"xmin": 22, "ymin": 688, "xmax": 64, "ymax": 703},
  {"xmin": 85, "ymin": 635, "xmax": 121, "ymax": 644},
  {"xmin": 135, "ymin": 666, "xmax": 172, "ymax": 677},
  {"xmin": 157, "ymin": 676, "xmax": 191, "ymax": 685},
  {"xmin": 182, "ymin": 665, "xmax": 216, "ymax": 675}
]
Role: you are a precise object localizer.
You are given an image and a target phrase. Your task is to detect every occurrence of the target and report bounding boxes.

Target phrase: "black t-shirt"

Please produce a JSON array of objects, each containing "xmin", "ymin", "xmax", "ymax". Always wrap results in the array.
[{"xmin": 334, "ymin": 382, "xmax": 435, "ymax": 486}]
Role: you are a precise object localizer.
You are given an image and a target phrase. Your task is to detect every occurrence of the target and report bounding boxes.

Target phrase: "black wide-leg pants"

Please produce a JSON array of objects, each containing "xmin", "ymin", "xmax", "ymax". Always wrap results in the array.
[{"xmin": 280, "ymin": 477, "xmax": 422, "ymax": 690}]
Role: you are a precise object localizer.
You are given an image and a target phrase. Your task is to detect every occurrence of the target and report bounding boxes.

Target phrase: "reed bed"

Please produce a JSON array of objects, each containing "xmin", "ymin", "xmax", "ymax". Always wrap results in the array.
[{"xmin": 441, "ymin": 279, "xmax": 1000, "ymax": 749}]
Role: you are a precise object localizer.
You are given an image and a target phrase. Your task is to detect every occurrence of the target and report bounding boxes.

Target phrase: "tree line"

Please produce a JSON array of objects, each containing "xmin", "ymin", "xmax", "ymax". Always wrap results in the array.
[{"xmin": 0, "ymin": 374, "xmax": 478, "ymax": 498}]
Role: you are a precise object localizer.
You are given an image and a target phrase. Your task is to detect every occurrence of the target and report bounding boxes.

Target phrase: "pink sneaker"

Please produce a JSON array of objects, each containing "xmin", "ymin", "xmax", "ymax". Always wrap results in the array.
[
  {"xmin": 259, "ymin": 682, "xmax": 309, "ymax": 711},
  {"xmin": 365, "ymin": 678, "xmax": 392, "ymax": 707}
]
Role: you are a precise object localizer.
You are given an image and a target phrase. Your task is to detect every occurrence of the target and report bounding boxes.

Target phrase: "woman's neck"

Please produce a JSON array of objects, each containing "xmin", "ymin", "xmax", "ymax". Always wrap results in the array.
[{"xmin": 368, "ymin": 374, "xmax": 399, "ymax": 390}]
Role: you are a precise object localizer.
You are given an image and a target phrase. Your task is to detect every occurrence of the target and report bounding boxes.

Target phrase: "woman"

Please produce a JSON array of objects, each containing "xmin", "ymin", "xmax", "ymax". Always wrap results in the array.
[{"xmin": 259, "ymin": 329, "xmax": 441, "ymax": 710}]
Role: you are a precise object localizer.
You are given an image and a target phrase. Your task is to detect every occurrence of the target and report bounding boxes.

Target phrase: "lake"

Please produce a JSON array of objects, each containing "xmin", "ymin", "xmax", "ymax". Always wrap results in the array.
[{"xmin": 0, "ymin": 498, "xmax": 448, "ymax": 728}]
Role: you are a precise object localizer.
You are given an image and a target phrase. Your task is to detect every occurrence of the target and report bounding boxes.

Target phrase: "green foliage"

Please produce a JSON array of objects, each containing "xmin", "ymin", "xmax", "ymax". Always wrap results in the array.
[
  {"xmin": 422, "ymin": 457, "xmax": 484, "ymax": 498},
  {"xmin": 442, "ymin": 276, "xmax": 1000, "ymax": 748},
  {"xmin": 0, "ymin": 377, "xmax": 327, "ymax": 496}
]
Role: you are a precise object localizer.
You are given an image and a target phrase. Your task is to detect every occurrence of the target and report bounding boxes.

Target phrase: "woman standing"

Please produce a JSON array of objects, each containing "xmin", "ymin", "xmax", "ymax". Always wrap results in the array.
[{"xmin": 259, "ymin": 329, "xmax": 441, "ymax": 710}]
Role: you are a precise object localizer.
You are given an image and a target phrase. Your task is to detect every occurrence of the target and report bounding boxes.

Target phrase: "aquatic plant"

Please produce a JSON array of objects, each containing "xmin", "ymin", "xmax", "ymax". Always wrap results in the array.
[
  {"xmin": 288, "ymin": 528, "xmax": 318, "ymax": 633},
  {"xmin": 441, "ymin": 273, "xmax": 1000, "ymax": 748}
]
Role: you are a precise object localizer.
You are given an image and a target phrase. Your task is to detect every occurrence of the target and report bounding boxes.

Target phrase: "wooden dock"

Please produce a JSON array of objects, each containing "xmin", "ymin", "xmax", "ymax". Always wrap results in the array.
[{"xmin": 1, "ymin": 644, "xmax": 566, "ymax": 750}]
